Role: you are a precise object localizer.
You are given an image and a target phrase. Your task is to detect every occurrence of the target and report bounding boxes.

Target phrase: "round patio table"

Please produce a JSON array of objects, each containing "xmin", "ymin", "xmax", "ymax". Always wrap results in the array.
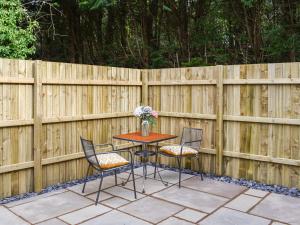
[{"xmin": 113, "ymin": 131, "xmax": 177, "ymax": 193}]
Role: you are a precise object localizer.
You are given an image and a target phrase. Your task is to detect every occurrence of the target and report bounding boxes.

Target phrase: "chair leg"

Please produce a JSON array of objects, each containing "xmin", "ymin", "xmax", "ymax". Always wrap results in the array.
[
  {"xmin": 197, "ymin": 154, "xmax": 203, "ymax": 181},
  {"xmin": 95, "ymin": 172, "xmax": 104, "ymax": 205},
  {"xmin": 82, "ymin": 164, "xmax": 91, "ymax": 193},
  {"xmin": 177, "ymin": 157, "xmax": 182, "ymax": 188},
  {"xmin": 122, "ymin": 170, "xmax": 131, "ymax": 186},
  {"xmin": 114, "ymin": 170, "xmax": 118, "ymax": 185},
  {"xmin": 154, "ymin": 152, "xmax": 159, "ymax": 179},
  {"xmin": 143, "ymin": 162, "xmax": 147, "ymax": 180},
  {"xmin": 131, "ymin": 163, "xmax": 137, "ymax": 199}
]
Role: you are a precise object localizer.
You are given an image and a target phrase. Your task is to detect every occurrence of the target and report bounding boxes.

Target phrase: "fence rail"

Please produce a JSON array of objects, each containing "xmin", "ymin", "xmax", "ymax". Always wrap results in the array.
[{"xmin": 0, "ymin": 59, "xmax": 300, "ymax": 199}]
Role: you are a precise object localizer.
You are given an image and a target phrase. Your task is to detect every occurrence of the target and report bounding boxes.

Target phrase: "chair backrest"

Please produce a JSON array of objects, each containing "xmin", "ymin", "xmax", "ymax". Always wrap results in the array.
[
  {"xmin": 80, "ymin": 137, "xmax": 99, "ymax": 166},
  {"xmin": 180, "ymin": 127, "xmax": 203, "ymax": 150}
]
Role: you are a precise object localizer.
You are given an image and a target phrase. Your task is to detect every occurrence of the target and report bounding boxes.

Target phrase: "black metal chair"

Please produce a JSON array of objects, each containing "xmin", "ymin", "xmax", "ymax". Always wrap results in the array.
[
  {"xmin": 80, "ymin": 137, "xmax": 137, "ymax": 205},
  {"xmin": 153, "ymin": 127, "xmax": 204, "ymax": 187}
]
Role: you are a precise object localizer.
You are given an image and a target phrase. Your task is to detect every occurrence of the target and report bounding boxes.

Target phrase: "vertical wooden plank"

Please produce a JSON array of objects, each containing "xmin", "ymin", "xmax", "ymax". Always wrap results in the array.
[
  {"xmin": 33, "ymin": 60, "xmax": 43, "ymax": 192},
  {"xmin": 10, "ymin": 60, "xmax": 18, "ymax": 195},
  {"xmin": 18, "ymin": 60, "xmax": 26, "ymax": 194},
  {"xmin": 141, "ymin": 69, "xmax": 148, "ymax": 106},
  {"xmin": 2, "ymin": 59, "xmax": 12, "ymax": 197},
  {"xmin": 25, "ymin": 60, "xmax": 33, "ymax": 193},
  {"xmin": 216, "ymin": 65, "xmax": 224, "ymax": 175},
  {"xmin": 0, "ymin": 58, "xmax": 3, "ymax": 197},
  {"xmin": 52, "ymin": 62, "xmax": 60, "ymax": 185},
  {"xmin": 58, "ymin": 63, "xmax": 65, "ymax": 183},
  {"xmin": 46, "ymin": 62, "xmax": 54, "ymax": 186}
]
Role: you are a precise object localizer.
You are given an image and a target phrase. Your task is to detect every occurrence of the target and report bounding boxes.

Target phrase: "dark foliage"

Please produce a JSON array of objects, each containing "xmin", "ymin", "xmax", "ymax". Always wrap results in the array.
[{"xmin": 24, "ymin": 0, "xmax": 300, "ymax": 68}]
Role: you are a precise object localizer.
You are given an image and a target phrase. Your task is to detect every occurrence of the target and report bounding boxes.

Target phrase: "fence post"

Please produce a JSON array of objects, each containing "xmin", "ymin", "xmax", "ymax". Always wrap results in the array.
[
  {"xmin": 141, "ymin": 69, "xmax": 148, "ymax": 105},
  {"xmin": 33, "ymin": 60, "xmax": 43, "ymax": 192},
  {"xmin": 216, "ymin": 65, "xmax": 224, "ymax": 175}
]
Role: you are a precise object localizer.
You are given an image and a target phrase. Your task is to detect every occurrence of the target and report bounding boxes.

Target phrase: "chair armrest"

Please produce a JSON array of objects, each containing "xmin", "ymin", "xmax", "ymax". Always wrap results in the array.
[
  {"xmin": 182, "ymin": 140, "xmax": 201, "ymax": 145},
  {"xmin": 115, "ymin": 149, "xmax": 134, "ymax": 163},
  {"xmin": 94, "ymin": 143, "xmax": 115, "ymax": 151},
  {"xmin": 181, "ymin": 140, "xmax": 201, "ymax": 150}
]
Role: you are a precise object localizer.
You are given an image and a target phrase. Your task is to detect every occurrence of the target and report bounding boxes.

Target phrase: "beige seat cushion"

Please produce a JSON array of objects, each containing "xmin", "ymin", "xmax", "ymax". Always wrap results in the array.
[
  {"xmin": 96, "ymin": 153, "xmax": 129, "ymax": 169},
  {"xmin": 160, "ymin": 145, "xmax": 198, "ymax": 156}
]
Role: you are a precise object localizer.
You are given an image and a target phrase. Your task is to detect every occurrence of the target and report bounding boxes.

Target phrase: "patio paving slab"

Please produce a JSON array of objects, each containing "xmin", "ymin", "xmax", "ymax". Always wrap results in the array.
[
  {"xmin": 175, "ymin": 208, "xmax": 207, "ymax": 223},
  {"xmin": 9, "ymin": 191, "xmax": 93, "ymax": 224},
  {"xmin": 158, "ymin": 217, "xmax": 195, "ymax": 225},
  {"xmin": 86, "ymin": 192, "xmax": 113, "ymax": 203},
  {"xmin": 117, "ymin": 171, "xmax": 141, "ymax": 180},
  {"xmin": 250, "ymin": 193, "xmax": 300, "ymax": 225},
  {"xmin": 155, "ymin": 169, "xmax": 194, "ymax": 184},
  {"xmin": 3, "ymin": 167, "xmax": 300, "ymax": 225},
  {"xmin": 126, "ymin": 165, "xmax": 163, "ymax": 177},
  {"xmin": 59, "ymin": 204, "xmax": 111, "ymax": 224},
  {"xmin": 101, "ymin": 197, "xmax": 130, "ymax": 208},
  {"xmin": 4, "ymin": 189, "xmax": 67, "ymax": 208},
  {"xmin": 244, "ymin": 189, "xmax": 269, "ymax": 198},
  {"xmin": 124, "ymin": 176, "xmax": 170, "ymax": 194},
  {"xmin": 104, "ymin": 186, "xmax": 145, "ymax": 201},
  {"xmin": 80, "ymin": 210, "xmax": 151, "ymax": 225},
  {"xmin": 225, "ymin": 194, "xmax": 261, "ymax": 212},
  {"xmin": 67, "ymin": 175, "xmax": 125, "ymax": 196},
  {"xmin": 181, "ymin": 177, "xmax": 246, "ymax": 198},
  {"xmin": 199, "ymin": 207, "xmax": 270, "ymax": 225},
  {"xmin": 0, "ymin": 206, "xmax": 29, "ymax": 225},
  {"xmin": 36, "ymin": 218, "xmax": 68, "ymax": 225},
  {"xmin": 153, "ymin": 186, "xmax": 228, "ymax": 213},
  {"xmin": 119, "ymin": 196, "xmax": 184, "ymax": 223}
]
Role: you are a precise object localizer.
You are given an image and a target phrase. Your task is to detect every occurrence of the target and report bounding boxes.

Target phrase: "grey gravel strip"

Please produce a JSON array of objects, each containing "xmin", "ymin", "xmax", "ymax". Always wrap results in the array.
[{"xmin": 1, "ymin": 162, "xmax": 300, "ymax": 205}]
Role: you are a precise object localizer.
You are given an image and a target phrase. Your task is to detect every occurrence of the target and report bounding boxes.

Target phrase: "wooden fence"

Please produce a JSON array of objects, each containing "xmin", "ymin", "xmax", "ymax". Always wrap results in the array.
[{"xmin": 0, "ymin": 58, "xmax": 299, "ymax": 199}]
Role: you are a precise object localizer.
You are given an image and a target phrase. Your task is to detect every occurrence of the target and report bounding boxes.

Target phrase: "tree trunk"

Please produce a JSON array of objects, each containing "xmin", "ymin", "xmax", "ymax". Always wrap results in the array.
[
  {"xmin": 178, "ymin": 0, "xmax": 189, "ymax": 61},
  {"xmin": 61, "ymin": 0, "xmax": 83, "ymax": 63}
]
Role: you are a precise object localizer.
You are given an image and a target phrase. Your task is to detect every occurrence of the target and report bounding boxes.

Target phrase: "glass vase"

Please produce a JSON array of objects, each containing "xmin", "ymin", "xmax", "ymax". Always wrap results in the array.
[{"xmin": 141, "ymin": 120, "xmax": 150, "ymax": 137}]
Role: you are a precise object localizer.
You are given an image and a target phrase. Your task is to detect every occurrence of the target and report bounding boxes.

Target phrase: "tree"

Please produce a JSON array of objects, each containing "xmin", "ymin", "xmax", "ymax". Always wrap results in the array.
[{"xmin": 0, "ymin": 0, "xmax": 38, "ymax": 59}]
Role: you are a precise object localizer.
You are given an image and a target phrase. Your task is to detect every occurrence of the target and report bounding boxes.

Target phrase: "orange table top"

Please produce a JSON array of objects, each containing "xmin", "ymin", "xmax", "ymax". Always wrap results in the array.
[{"xmin": 113, "ymin": 132, "xmax": 177, "ymax": 144}]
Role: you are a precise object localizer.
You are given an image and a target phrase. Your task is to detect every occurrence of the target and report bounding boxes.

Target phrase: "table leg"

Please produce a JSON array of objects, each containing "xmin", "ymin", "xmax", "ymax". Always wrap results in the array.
[
  {"xmin": 142, "ymin": 143, "xmax": 147, "ymax": 193},
  {"xmin": 145, "ymin": 153, "xmax": 148, "ymax": 180},
  {"xmin": 142, "ymin": 162, "xmax": 146, "ymax": 193}
]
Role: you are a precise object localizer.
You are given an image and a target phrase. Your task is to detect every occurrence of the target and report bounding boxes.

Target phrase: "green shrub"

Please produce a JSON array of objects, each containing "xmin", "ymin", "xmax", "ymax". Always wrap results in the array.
[{"xmin": 0, "ymin": 0, "xmax": 38, "ymax": 58}]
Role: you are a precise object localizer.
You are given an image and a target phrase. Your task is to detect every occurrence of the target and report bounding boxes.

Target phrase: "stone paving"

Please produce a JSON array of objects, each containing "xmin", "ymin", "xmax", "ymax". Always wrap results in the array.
[{"xmin": 1, "ymin": 166, "xmax": 300, "ymax": 225}]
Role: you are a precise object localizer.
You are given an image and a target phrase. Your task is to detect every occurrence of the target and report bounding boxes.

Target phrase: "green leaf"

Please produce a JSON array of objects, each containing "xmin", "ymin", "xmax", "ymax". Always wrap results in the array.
[{"xmin": 162, "ymin": 4, "xmax": 172, "ymax": 12}]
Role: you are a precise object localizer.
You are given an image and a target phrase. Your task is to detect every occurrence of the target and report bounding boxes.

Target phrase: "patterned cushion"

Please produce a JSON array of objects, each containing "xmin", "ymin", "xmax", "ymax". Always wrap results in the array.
[
  {"xmin": 96, "ymin": 153, "xmax": 129, "ymax": 169},
  {"xmin": 160, "ymin": 145, "xmax": 198, "ymax": 156}
]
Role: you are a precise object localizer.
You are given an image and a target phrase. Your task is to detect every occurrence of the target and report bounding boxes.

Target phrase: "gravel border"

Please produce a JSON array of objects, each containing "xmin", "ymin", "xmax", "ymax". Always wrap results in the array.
[{"xmin": 1, "ymin": 163, "xmax": 299, "ymax": 204}]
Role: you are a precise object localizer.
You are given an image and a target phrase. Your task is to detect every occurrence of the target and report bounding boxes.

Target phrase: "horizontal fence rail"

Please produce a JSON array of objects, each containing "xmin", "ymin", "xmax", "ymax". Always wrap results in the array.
[
  {"xmin": 1, "ymin": 59, "xmax": 300, "ymax": 199},
  {"xmin": 42, "ymin": 79, "xmax": 142, "ymax": 86},
  {"xmin": 0, "ymin": 143, "xmax": 142, "ymax": 174}
]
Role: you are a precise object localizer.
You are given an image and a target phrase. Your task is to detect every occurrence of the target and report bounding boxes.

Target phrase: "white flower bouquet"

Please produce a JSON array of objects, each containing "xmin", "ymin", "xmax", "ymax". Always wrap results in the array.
[{"xmin": 133, "ymin": 106, "xmax": 158, "ymax": 125}]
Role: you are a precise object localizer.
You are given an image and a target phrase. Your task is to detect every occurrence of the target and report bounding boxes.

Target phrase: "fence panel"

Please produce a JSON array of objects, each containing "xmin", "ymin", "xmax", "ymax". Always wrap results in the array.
[
  {"xmin": 40, "ymin": 62, "xmax": 142, "ymax": 188},
  {"xmin": 223, "ymin": 63, "xmax": 300, "ymax": 188},
  {"xmin": 0, "ymin": 59, "xmax": 34, "ymax": 198},
  {"xmin": 148, "ymin": 67, "xmax": 218, "ymax": 173}
]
